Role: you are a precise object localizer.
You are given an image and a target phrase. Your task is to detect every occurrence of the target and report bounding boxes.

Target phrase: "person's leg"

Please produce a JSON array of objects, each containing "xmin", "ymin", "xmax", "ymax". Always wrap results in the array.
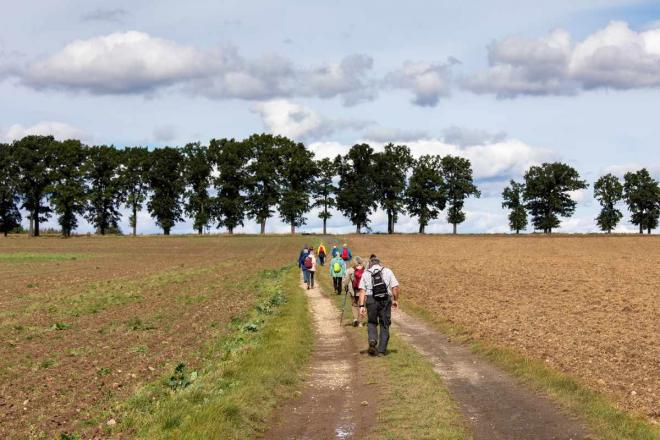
[
  {"xmin": 377, "ymin": 300, "xmax": 392, "ymax": 354},
  {"xmin": 366, "ymin": 296, "xmax": 378, "ymax": 355},
  {"xmin": 333, "ymin": 277, "xmax": 341, "ymax": 294},
  {"xmin": 350, "ymin": 294, "xmax": 359, "ymax": 326},
  {"xmin": 303, "ymin": 269, "xmax": 309, "ymax": 286},
  {"xmin": 310, "ymin": 271, "xmax": 315, "ymax": 288}
]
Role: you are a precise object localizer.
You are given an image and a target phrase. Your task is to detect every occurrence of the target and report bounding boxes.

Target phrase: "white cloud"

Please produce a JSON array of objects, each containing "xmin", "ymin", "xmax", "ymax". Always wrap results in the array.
[
  {"xmin": 252, "ymin": 99, "xmax": 370, "ymax": 140},
  {"xmin": 442, "ymin": 125, "xmax": 507, "ymax": 147},
  {"xmin": 466, "ymin": 21, "xmax": 660, "ymax": 97},
  {"xmin": 3, "ymin": 121, "xmax": 88, "ymax": 142},
  {"xmin": 362, "ymin": 127, "xmax": 429, "ymax": 143},
  {"xmin": 601, "ymin": 163, "xmax": 660, "ymax": 179},
  {"xmin": 304, "ymin": 54, "xmax": 376, "ymax": 106},
  {"xmin": 385, "ymin": 60, "xmax": 454, "ymax": 106}
]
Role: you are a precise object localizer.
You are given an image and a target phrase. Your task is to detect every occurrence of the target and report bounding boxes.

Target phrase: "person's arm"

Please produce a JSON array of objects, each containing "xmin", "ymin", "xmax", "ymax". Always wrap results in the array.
[
  {"xmin": 358, "ymin": 289, "xmax": 366, "ymax": 317},
  {"xmin": 391, "ymin": 286, "xmax": 400, "ymax": 309}
]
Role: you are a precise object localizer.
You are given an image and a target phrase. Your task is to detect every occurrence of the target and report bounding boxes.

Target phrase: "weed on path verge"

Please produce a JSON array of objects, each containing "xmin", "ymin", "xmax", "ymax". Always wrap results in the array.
[{"xmin": 116, "ymin": 266, "xmax": 313, "ymax": 439}]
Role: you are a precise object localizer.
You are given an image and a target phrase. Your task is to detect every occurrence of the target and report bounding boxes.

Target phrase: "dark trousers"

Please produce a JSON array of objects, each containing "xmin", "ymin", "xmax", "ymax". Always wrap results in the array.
[
  {"xmin": 308, "ymin": 271, "xmax": 315, "ymax": 288},
  {"xmin": 332, "ymin": 276, "xmax": 342, "ymax": 294},
  {"xmin": 319, "ymin": 255, "xmax": 325, "ymax": 266},
  {"xmin": 366, "ymin": 296, "xmax": 392, "ymax": 354}
]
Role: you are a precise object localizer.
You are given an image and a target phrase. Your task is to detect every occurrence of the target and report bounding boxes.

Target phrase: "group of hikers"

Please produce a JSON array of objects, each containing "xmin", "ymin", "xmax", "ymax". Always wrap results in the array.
[{"xmin": 297, "ymin": 243, "xmax": 400, "ymax": 357}]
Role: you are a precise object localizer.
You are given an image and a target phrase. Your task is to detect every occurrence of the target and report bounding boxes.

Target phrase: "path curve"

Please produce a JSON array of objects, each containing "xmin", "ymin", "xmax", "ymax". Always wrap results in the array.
[
  {"xmin": 264, "ymin": 280, "xmax": 375, "ymax": 439},
  {"xmin": 393, "ymin": 309, "xmax": 590, "ymax": 440}
]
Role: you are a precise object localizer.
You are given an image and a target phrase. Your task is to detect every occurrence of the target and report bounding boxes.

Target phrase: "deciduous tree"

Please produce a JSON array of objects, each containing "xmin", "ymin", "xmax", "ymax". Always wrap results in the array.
[
  {"xmin": 373, "ymin": 144, "xmax": 413, "ymax": 234},
  {"xmin": 336, "ymin": 144, "xmax": 377, "ymax": 233},
  {"xmin": 85, "ymin": 145, "xmax": 125, "ymax": 235},
  {"xmin": 148, "ymin": 147, "xmax": 185, "ymax": 235},
  {"xmin": 442, "ymin": 155, "xmax": 480, "ymax": 234},
  {"xmin": 121, "ymin": 147, "xmax": 151, "ymax": 236},
  {"xmin": 182, "ymin": 142, "xmax": 213, "ymax": 234},
  {"xmin": 49, "ymin": 140, "xmax": 87, "ymax": 237},
  {"xmin": 404, "ymin": 155, "xmax": 446, "ymax": 234},
  {"xmin": 210, "ymin": 138, "xmax": 249, "ymax": 234},
  {"xmin": 245, "ymin": 134, "xmax": 282, "ymax": 234},
  {"xmin": 312, "ymin": 157, "xmax": 338, "ymax": 235},
  {"xmin": 523, "ymin": 162, "xmax": 588, "ymax": 234},
  {"xmin": 0, "ymin": 143, "xmax": 21, "ymax": 236},
  {"xmin": 593, "ymin": 173, "xmax": 623, "ymax": 233},
  {"xmin": 277, "ymin": 138, "xmax": 315, "ymax": 234},
  {"xmin": 501, "ymin": 180, "xmax": 527, "ymax": 234},
  {"xmin": 623, "ymin": 168, "xmax": 660, "ymax": 234}
]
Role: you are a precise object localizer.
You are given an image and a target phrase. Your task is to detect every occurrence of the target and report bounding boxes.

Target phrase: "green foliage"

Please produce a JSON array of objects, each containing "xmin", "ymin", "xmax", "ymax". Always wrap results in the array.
[
  {"xmin": 49, "ymin": 139, "xmax": 87, "ymax": 237},
  {"xmin": 373, "ymin": 143, "xmax": 414, "ymax": 233},
  {"xmin": 442, "ymin": 155, "xmax": 480, "ymax": 233},
  {"xmin": 278, "ymin": 138, "xmax": 315, "ymax": 233},
  {"xmin": 148, "ymin": 147, "xmax": 185, "ymax": 235},
  {"xmin": 85, "ymin": 145, "xmax": 125, "ymax": 235},
  {"xmin": 593, "ymin": 173, "xmax": 624, "ymax": 233},
  {"xmin": 210, "ymin": 138, "xmax": 250, "ymax": 234},
  {"xmin": 336, "ymin": 144, "xmax": 377, "ymax": 233},
  {"xmin": 312, "ymin": 157, "xmax": 338, "ymax": 234},
  {"xmin": 168, "ymin": 363, "xmax": 197, "ymax": 391},
  {"xmin": 502, "ymin": 180, "xmax": 527, "ymax": 233},
  {"xmin": 53, "ymin": 322, "xmax": 71, "ymax": 330},
  {"xmin": 182, "ymin": 142, "xmax": 213, "ymax": 234},
  {"xmin": 0, "ymin": 143, "xmax": 21, "ymax": 236},
  {"xmin": 405, "ymin": 155, "xmax": 446, "ymax": 233},
  {"xmin": 623, "ymin": 168, "xmax": 660, "ymax": 234},
  {"xmin": 121, "ymin": 146, "xmax": 151, "ymax": 235},
  {"xmin": 523, "ymin": 162, "xmax": 588, "ymax": 233},
  {"xmin": 245, "ymin": 134, "xmax": 283, "ymax": 233},
  {"xmin": 11, "ymin": 135, "xmax": 57, "ymax": 236}
]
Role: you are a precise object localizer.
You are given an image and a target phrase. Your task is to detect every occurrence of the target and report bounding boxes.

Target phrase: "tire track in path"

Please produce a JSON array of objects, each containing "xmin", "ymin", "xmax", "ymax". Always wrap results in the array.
[
  {"xmin": 264, "ymin": 279, "xmax": 375, "ymax": 439},
  {"xmin": 393, "ymin": 309, "xmax": 591, "ymax": 440}
]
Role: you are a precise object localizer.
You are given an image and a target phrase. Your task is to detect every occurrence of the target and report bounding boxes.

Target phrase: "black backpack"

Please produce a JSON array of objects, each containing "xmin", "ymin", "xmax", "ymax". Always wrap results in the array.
[{"xmin": 370, "ymin": 268, "xmax": 389, "ymax": 301}]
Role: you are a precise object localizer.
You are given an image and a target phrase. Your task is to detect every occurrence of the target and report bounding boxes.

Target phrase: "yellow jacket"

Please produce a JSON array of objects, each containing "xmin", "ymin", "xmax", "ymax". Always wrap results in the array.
[{"xmin": 318, "ymin": 244, "xmax": 327, "ymax": 255}]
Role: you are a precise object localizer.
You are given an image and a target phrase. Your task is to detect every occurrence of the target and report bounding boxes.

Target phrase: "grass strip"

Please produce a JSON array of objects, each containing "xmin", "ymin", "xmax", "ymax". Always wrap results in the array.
[
  {"xmin": 405, "ymin": 302, "xmax": 660, "ymax": 440},
  {"xmin": 116, "ymin": 266, "xmax": 313, "ymax": 439},
  {"xmin": 0, "ymin": 252, "xmax": 88, "ymax": 263},
  {"xmin": 315, "ymin": 261, "xmax": 470, "ymax": 440}
]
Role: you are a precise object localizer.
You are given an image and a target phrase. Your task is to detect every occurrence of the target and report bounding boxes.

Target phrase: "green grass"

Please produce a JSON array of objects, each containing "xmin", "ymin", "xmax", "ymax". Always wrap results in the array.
[
  {"xmin": 315, "ymin": 259, "xmax": 470, "ymax": 440},
  {"xmin": 116, "ymin": 266, "xmax": 314, "ymax": 439},
  {"xmin": 0, "ymin": 252, "xmax": 87, "ymax": 263},
  {"xmin": 404, "ymin": 302, "xmax": 660, "ymax": 440}
]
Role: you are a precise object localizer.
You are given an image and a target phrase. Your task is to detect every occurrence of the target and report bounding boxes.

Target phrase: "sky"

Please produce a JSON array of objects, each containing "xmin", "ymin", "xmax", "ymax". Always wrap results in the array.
[{"xmin": 1, "ymin": 0, "xmax": 659, "ymax": 234}]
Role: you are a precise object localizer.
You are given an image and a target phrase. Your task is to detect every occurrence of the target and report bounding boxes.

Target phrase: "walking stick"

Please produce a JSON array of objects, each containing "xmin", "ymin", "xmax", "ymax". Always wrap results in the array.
[{"xmin": 339, "ymin": 286, "xmax": 349, "ymax": 326}]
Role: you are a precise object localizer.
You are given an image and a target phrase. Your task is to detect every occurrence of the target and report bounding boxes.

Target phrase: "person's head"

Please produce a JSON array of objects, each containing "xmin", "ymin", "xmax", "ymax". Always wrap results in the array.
[
  {"xmin": 369, "ymin": 256, "xmax": 381, "ymax": 267},
  {"xmin": 343, "ymin": 243, "xmax": 347, "ymax": 247},
  {"xmin": 332, "ymin": 245, "xmax": 337, "ymax": 249},
  {"xmin": 354, "ymin": 256, "xmax": 363, "ymax": 267},
  {"xmin": 369, "ymin": 254, "xmax": 376, "ymax": 260},
  {"xmin": 303, "ymin": 244, "xmax": 309, "ymax": 250}
]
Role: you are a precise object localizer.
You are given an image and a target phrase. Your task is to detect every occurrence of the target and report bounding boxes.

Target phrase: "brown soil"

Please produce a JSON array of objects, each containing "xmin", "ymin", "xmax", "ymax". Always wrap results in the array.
[
  {"xmin": 394, "ymin": 309, "xmax": 589, "ymax": 439},
  {"xmin": 264, "ymin": 278, "xmax": 376, "ymax": 439},
  {"xmin": 349, "ymin": 235, "xmax": 660, "ymax": 420},
  {"xmin": 0, "ymin": 235, "xmax": 303, "ymax": 439}
]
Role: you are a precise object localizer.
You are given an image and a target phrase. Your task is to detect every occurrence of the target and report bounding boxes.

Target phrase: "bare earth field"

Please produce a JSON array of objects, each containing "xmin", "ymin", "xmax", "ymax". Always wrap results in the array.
[
  {"xmin": 0, "ymin": 235, "xmax": 302, "ymax": 439},
  {"xmin": 349, "ymin": 234, "xmax": 659, "ymax": 420}
]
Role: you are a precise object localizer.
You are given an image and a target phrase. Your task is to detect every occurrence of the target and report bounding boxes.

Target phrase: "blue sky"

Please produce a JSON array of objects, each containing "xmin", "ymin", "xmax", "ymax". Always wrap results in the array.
[{"xmin": 1, "ymin": 0, "xmax": 659, "ymax": 234}]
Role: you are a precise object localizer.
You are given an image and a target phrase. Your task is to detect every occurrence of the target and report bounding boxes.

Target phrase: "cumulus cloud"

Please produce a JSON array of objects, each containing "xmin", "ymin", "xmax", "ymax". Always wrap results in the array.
[
  {"xmin": 602, "ymin": 163, "xmax": 660, "ymax": 178},
  {"xmin": 3, "ymin": 121, "xmax": 88, "ymax": 142},
  {"xmin": 362, "ymin": 127, "xmax": 429, "ymax": 143},
  {"xmin": 385, "ymin": 60, "xmax": 455, "ymax": 106},
  {"xmin": 465, "ymin": 21, "xmax": 660, "ymax": 97},
  {"xmin": 442, "ymin": 125, "xmax": 507, "ymax": 147},
  {"xmin": 304, "ymin": 54, "xmax": 376, "ymax": 106},
  {"xmin": 252, "ymin": 99, "xmax": 371, "ymax": 140}
]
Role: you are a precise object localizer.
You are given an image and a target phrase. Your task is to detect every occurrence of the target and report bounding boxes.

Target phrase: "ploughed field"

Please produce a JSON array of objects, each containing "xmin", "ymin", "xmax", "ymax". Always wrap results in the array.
[
  {"xmin": 350, "ymin": 235, "xmax": 659, "ymax": 420},
  {"xmin": 0, "ymin": 235, "xmax": 302, "ymax": 438}
]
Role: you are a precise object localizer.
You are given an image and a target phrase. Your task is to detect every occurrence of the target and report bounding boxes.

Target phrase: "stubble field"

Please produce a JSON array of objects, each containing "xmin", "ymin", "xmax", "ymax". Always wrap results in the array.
[
  {"xmin": 350, "ymin": 234, "xmax": 659, "ymax": 420},
  {"xmin": 0, "ymin": 235, "xmax": 302, "ymax": 438}
]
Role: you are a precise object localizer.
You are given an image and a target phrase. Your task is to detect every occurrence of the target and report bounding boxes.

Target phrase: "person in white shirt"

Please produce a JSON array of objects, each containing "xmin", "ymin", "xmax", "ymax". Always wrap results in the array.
[{"xmin": 358, "ymin": 256, "xmax": 400, "ymax": 356}]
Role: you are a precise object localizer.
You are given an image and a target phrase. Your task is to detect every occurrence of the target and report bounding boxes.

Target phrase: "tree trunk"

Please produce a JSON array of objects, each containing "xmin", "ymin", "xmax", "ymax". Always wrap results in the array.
[
  {"xmin": 648, "ymin": 227, "xmax": 652, "ymax": 234},
  {"xmin": 290, "ymin": 223, "xmax": 295, "ymax": 234},
  {"xmin": 34, "ymin": 207, "xmax": 40, "ymax": 237},
  {"xmin": 164, "ymin": 227, "xmax": 170, "ymax": 236},
  {"xmin": 387, "ymin": 211, "xmax": 393, "ymax": 234},
  {"xmin": 29, "ymin": 215, "xmax": 34, "ymax": 237},
  {"xmin": 4, "ymin": 231, "xmax": 7, "ymax": 237},
  {"xmin": 639, "ymin": 224, "xmax": 643, "ymax": 234},
  {"xmin": 548, "ymin": 227, "xmax": 552, "ymax": 234},
  {"xmin": 452, "ymin": 223, "xmax": 457, "ymax": 235},
  {"xmin": 419, "ymin": 223, "xmax": 424, "ymax": 234},
  {"xmin": 516, "ymin": 229, "xmax": 520, "ymax": 234},
  {"xmin": 228, "ymin": 227, "xmax": 234, "ymax": 235},
  {"xmin": 260, "ymin": 219, "xmax": 266, "ymax": 235},
  {"xmin": 198, "ymin": 227, "xmax": 203, "ymax": 235},
  {"xmin": 356, "ymin": 223, "xmax": 361, "ymax": 234},
  {"xmin": 323, "ymin": 218, "xmax": 327, "ymax": 235},
  {"xmin": 132, "ymin": 205, "xmax": 137, "ymax": 236}
]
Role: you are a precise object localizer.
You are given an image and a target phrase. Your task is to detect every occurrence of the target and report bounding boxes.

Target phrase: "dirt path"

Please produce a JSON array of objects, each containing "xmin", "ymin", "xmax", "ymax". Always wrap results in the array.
[
  {"xmin": 264, "ymin": 279, "xmax": 375, "ymax": 439},
  {"xmin": 393, "ymin": 309, "xmax": 590, "ymax": 440}
]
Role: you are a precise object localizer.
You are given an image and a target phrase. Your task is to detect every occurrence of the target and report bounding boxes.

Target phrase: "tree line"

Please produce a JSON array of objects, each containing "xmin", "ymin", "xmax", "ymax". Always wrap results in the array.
[
  {"xmin": 501, "ymin": 163, "xmax": 660, "ymax": 234},
  {"xmin": 0, "ymin": 134, "xmax": 658, "ymax": 237}
]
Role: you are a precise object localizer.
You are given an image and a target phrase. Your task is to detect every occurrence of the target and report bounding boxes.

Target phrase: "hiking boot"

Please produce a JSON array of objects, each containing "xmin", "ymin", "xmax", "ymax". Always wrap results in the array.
[
  {"xmin": 352, "ymin": 320, "xmax": 358, "ymax": 327},
  {"xmin": 368, "ymin": 340, "xmax": 377, "ymax": 356}
]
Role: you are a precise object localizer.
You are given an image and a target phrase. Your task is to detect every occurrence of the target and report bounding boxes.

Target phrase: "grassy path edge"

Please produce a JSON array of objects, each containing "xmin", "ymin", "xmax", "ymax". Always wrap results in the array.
[
  {"xmin": 404, "ymin": 302, "xmax": 660, "ymax": 440},
  {"xmin": 115, "ymin": 265, "xmax": 314, "ymax": 439}
]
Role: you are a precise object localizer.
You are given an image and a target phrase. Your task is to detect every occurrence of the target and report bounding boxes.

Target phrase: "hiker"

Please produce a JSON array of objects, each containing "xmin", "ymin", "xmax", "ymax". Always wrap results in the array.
[
  {"xmin": 342, "ymin": 256, "xmax": 367, "ymax": 327},
  {"xmin": 305, "ymin": 248, "xmax": 317, "ymax": 289},
  {"xmin": 340, "ymin": 243, "xmax": 352, "ymax": 262},
  {"xmin": 358, "ymin": 256, "xmax": 400, "ymax": 356},
  {"xmin": 331, "ymin": 245, "xmax": 340, "ymax": 258},
  {"xmin": 298, "ymin": 244, "xmax": 310, "ymax": 285},
  {"xmin": 329, "ymin": 252, "xmax": 346, "ymax": 295},
  {"xmin": 317, "ymin": 243, "xmax": 327, "ymax": 266}
]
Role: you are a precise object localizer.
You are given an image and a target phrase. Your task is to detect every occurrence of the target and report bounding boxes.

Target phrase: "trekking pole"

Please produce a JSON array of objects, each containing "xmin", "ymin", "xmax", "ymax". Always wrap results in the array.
[{"xmin": 339, "ymin": 287, "xmax": 349, "ymax": 326}]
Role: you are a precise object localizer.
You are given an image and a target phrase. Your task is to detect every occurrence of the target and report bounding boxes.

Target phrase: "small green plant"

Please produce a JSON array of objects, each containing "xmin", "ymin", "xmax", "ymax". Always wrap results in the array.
[
  {"xmin": 168, "ymin": 363, "xmax": 197, "ymax": 391},
  {"xmin": 53, "ymin": 322, "xmax": 71, "ymax": 330},
  {"xmin": 243, "ymin": 321, "xmax": 261, "ymax": 332},
  {"xmin": 40, "ymin": 359, "xmax": 55, "ymax": 369},
  {"xmin": 98, "ymin": 367, "xmax": 111, "ymax": 377},
  {"xmin": 60, "ymin": 432, "xmax": 80, "ymax": 440},
  {"xmin": 126, "ymin": 317, "xmax": 155, "ymax": 331},
  {"xmin": 130, "ymin": 345, "xmax": 148, "ymax": 354}
]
